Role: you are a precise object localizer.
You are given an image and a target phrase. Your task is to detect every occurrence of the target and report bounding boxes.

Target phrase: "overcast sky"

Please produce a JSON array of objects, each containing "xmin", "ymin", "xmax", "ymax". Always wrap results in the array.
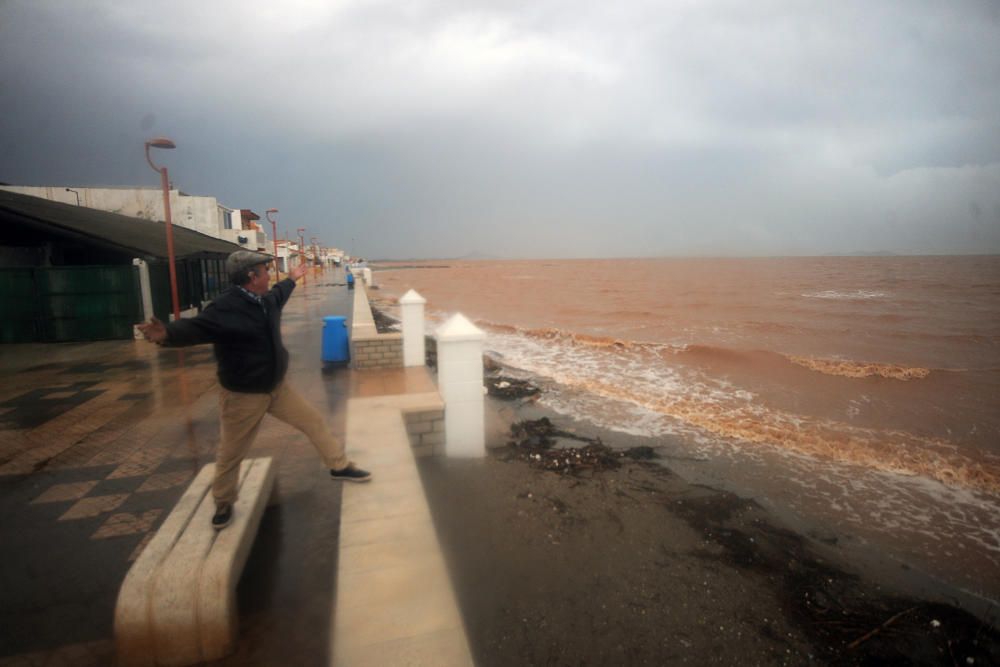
[{"xmin": 1, "ymin": 0, "xmax": 998, "ymax": 259}]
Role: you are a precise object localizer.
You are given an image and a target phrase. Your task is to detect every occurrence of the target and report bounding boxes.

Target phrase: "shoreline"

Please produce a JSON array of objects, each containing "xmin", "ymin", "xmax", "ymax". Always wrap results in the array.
[
  {"xmin": 366, "ymin": 300, "xmax": 1000, "ymax": 662},
  {"xmin": 366, "ymin": 295, "xmax": 1000, "ymax": 606},
  {"xmin": 492, "ymin": 388, "xmax": 1000, "ymax": 621}
]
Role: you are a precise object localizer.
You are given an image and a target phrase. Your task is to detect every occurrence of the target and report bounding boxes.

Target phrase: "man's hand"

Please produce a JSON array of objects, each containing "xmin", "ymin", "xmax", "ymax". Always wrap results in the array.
[
  {"xmin": 136, "ymin": 317, "xmax": 167, "ymax": 344},
  {"xmin": 290, "ymin": 263, "xmax": 308, "ymax": 281}
]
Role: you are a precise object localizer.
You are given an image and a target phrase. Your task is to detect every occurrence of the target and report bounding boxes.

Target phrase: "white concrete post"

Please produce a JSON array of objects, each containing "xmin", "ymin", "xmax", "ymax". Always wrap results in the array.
[
  {"xmin": 362, "ymin": 267, "xmax": 373, "ymax": 286},
  {"xmin": 400, "ymin": 289, "xmax": 427, "ymax": 367},
  {"xmin": 435, "ymin": 313, "xmax": 486, "ymax": 457},
  {"xmin": 132, "ymin": 258, "xmax": 154, "ymax": 338}
]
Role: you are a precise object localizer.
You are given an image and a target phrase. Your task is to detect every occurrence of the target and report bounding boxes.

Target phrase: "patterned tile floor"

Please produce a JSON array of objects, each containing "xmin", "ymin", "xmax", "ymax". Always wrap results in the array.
[{"xmin": 0, "ymin": 272, "xmax": 355, "ymax": 665}]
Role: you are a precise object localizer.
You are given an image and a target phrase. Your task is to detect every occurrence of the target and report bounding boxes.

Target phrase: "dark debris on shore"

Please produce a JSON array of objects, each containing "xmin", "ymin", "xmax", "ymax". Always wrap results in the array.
[
  {"xmin": 370, "ymin": 307, "xmax": 399, "ymax": 334},
  {"xmin": 503, "ymin": 417, "xmax": 659, "ymax": 474},
  {"xmin": 501, "ymin": 416, "xmax": 1000, "ymax": 665},
  {"xmin": 668, "ymin": 487, "xmax": 1000, "ymax": 666},
  {"xmin": 486, "ymin": 374, "xmax": 540, "ymax": 400},
  {"xmin": 483, "ymin": 358, "xmax": 543, "ymax": 400}
]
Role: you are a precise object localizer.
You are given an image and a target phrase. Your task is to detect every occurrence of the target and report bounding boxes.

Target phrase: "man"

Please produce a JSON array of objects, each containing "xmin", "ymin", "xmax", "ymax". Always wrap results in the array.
[{"xmin": 138, "ymin": 250, "xmax": 370, "ymax": 530}]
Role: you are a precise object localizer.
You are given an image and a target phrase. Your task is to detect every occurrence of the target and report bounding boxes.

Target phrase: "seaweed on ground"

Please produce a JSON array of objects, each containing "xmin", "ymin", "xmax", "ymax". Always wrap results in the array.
[
  {"xmin": 486, "ymin": 374, "xmax": 541, "ymax": 400},
  {"xmin": 504, "ymin": 417, "xmax": 658, "ymax": 474}
]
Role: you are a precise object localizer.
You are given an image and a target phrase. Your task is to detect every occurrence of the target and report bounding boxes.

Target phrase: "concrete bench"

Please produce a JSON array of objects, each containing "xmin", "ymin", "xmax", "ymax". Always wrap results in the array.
[{"xmin": 114, "ymin": 457, "xmax": 276, "ymax": 667}]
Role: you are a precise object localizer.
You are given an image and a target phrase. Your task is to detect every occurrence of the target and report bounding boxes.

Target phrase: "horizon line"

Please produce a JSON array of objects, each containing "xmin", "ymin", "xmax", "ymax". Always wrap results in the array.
[{"xmin": 367, "ymin": 252, "xmax": 1000, "ymax": 262}]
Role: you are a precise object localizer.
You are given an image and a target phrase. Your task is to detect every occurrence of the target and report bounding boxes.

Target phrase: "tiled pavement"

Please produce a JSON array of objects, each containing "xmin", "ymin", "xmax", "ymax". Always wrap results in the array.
[{"xmin": 0, "ymin": 272, "xmax": 356, "ymax": 666}]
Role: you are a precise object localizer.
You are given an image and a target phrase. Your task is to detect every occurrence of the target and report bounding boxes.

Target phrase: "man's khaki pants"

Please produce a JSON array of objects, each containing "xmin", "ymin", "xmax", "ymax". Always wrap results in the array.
[{"xmin": 214, "ymin": 382, "xmax": 349, "ymax": 505}]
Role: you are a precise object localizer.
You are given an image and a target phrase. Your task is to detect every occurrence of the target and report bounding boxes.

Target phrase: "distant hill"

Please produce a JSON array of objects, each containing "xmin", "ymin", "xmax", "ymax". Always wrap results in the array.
[
  {"xmin": 455, "ymin": 251, "xmax": 500, "ymax": 260},
  {"xmin": 825, "ymin": 250, "xmax": 898, "ymax": 257},
  {"xmin": 369, "ymin": 251, "xmax": 501, "ymax": 262}
]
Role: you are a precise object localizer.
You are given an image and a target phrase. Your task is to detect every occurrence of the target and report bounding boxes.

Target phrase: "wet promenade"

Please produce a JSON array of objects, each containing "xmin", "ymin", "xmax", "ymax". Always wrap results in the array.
[{"xmin": 0, "ymin": 273, "xmax": 367, "ymax": 666}]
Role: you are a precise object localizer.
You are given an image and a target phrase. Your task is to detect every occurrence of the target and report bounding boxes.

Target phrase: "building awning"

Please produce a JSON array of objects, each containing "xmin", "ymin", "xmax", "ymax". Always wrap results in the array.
[{"xmin": 0, "ymin": 189, "xmax": 255, "ymax": 261}]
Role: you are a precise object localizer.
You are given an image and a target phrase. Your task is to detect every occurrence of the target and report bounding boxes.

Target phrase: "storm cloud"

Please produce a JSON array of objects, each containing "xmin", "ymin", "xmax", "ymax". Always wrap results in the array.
[{"xmin": 1, "ymin": 0, "xmax": 998, "ymax": 258}]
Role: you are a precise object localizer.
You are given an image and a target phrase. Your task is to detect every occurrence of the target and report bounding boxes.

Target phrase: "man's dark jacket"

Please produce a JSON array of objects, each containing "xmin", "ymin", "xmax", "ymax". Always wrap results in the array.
[{"xmin": 164, "ymin": 279, "xmax": 296, "ymax": 393}]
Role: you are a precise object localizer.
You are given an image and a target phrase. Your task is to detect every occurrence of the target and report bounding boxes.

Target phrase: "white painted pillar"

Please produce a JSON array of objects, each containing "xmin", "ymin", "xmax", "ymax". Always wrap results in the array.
[
  {"xmin": 362, "ymin": 267, "xmax": 373, "ymax": 286},
  {"xmin": 132, "ymin": 258, "xmax": 154, "ymax": 337},
  {"xmin": 400, "ymin": 289, "xmax": 427, "ymax": 367},
  {"xmin": 435, "ymin": 313, "xmax": 486, "ymax": 457}
]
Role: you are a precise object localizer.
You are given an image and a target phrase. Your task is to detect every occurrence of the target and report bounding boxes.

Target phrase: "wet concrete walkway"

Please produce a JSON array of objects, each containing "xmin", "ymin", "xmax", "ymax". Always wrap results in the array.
[{"xmin": 0, "ymin": 270, "xmax": 463, "ymax": 666}]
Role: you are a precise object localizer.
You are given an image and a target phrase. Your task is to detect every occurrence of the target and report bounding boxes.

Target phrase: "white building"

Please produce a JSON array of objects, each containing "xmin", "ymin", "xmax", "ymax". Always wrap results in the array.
[{"xmin": 0, "ymin": 185, "xmax": 267, "ymax": 251}]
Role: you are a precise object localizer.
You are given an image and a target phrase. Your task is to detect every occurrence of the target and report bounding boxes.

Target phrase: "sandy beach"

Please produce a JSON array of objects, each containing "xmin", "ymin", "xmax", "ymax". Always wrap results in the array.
[{"xmin": 415, "ymin": 387, "xmax": 1000, "ymax": 665}]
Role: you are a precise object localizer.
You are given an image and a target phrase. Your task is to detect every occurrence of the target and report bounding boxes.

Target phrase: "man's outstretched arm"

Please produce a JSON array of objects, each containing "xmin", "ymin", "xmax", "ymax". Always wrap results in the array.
[{"xmin": 136, "ymin": 308, "xmax": 226, "ymax": 347}]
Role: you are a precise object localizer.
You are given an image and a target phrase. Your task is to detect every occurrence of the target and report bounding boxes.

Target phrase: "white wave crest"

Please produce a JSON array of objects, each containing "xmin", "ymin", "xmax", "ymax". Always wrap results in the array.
[{"xmin": 802, "ymin": 290, "xmax": 888, "ymax": 300}]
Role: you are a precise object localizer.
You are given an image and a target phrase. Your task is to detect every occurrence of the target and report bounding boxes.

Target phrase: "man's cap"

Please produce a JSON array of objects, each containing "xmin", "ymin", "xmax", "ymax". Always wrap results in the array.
[{"xmin": 226, "ymin": 250, "xmax": 272, "ymax": 277}]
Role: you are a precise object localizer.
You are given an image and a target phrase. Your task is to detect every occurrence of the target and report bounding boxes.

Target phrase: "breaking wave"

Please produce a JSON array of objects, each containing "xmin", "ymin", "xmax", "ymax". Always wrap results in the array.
[
  {"xmin": 477, "ymin": 322, "xmax": 939, "ymax": 383},
  {"xmin": 475, "ymin": 319, "xmax": 672, "ymax": 352},
  {"xmin": 788, "ymin": 356, "xmax": 932, "ymax": 381},
  {"xmin": 548, "ymin": 373, "xmax": 998, "ymax": 495},
  {"xmin": 802, "ymin": 290, "xmax": 888, "ymax": 300},
  {"xmin": 663, "ymin": 344, "xmax": 935, "ymax": 382},
  {"xmin": 481, "ymin": 325, "xmax": 998, "ymax": 496}
]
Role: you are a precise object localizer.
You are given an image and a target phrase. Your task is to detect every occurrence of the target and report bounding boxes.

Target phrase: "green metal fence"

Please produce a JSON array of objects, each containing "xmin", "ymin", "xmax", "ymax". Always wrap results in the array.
[
  {"xmin": 148, "ymin": 257, "xmax": 226, "ymax": 323},
  {"xmin": 0, "ymin": 266, "xmax": 142, "ymax": 342},
  {"xmin": 0, "ymin": 269, "xmax": 37, "ymax": 343}
]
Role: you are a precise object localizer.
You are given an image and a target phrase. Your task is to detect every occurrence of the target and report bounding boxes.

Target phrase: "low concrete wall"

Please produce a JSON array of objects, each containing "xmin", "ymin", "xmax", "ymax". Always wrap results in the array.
[
  {"xmin": 402, "ymin": 407, "xmax": 446, "ymax": 457},
  {"xmin": 349, "ymin": 282, "xmax": 403, "ymax": 369}
]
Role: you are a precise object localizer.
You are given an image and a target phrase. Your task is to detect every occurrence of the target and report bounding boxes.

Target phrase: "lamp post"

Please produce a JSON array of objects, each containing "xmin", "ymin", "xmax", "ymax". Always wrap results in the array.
[
  {"xmin": 265, "ymin": 208, "xmax": 280, "ymax": 279},
  {"xmin": 144, "ymin": 136, "xmax": 181, "ymax": 322},
  {"xmin": 296, "ymin": 227, "xmax": 307, "ymax": 285},
  {"xmin": 64, "ymin": 188, "xmax": 80, "ymax": 206}
]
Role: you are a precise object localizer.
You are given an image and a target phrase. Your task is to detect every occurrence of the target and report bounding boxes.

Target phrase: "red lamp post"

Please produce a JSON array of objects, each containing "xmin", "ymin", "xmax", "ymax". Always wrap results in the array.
[
  {"xmin": 265, "ymin": 208, "xmax": 280, "ymax": 279},
  {"xmin": 144, "ymin": 137, "xmax": 181, "ymax": 322},
  {"xmin": 296, "ymin": 227, "xmax": 307, "ymax": 284}
]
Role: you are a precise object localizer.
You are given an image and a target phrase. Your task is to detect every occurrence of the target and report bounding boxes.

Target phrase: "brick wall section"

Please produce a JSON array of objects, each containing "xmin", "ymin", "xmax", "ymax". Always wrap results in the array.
[
  {"xmin": 351, "ymin": 333, "xmax": 403, "ymax": 369},
  {"xmin": 402, "ymin": 408, "xmax": 446, "ymax": 457}
]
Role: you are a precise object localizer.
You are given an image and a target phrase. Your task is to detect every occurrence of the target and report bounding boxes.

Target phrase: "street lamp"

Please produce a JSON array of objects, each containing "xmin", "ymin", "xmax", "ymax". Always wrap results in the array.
[
  {"xmin": 265, "ymin": 208, "xmax": 280, "ymax": 279},
  {"xmin": 144, "ymin": 136, "xmax": 180, "ymax": 321},
  {"xmin": 310, "ymin": 237, "xmax": 320, "ymax": 271},
  {"xmin": 296, "ymin": 227, "xmax": 307, "ymax": 284},
  {"xmin": 64, "ymin": 188, "xmax": 80, "ymax": 206}
]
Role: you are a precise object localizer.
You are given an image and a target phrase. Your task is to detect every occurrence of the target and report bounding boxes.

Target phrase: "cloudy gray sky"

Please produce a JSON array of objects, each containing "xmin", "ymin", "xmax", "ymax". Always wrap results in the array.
[{"xmin": 1, "ymin": 0, "xmax": 998, "ymax": 258}]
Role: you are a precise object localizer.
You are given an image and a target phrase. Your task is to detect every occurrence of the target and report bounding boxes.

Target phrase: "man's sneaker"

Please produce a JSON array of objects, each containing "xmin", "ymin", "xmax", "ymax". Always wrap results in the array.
[
  {"xmin": 212, "ymin": 503, "xmax": 232, "ymax": 530},
  {"xmin": 330, "ymin": 464, "xmax": 372, "ymax": 483}
]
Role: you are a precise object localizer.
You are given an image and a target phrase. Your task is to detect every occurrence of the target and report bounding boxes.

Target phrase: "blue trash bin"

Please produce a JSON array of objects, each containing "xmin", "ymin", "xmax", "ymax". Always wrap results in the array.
[{"xmin": 322, "ymin": 316, "xmax": 350, "ymax": 364}]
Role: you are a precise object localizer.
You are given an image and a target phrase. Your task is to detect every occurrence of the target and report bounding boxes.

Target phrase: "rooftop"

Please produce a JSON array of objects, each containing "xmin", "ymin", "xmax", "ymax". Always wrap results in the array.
[{"xmin": 0, "ymin": 189, "xmax": 243, "ymax": 261}]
